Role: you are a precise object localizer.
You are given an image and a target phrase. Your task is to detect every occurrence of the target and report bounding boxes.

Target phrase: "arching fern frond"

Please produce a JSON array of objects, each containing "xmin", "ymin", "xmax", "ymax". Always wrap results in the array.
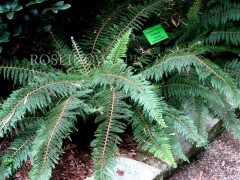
[
  {"xmin": 221, "ymin": 58, "xmax": 240, "ymax": 86},
  {"xmin": 132, "ymin": 108, "xmax": 176, "ymax": 167},
  {"xmin": 181, "ymin": 97, "xmax": 209, "ymax": 142},
  {"xmin": 91, "ymin": 88, "xmax": 132, "ymax": 179},
  {"xmin": 50, "ymin": 33, "xmax": 77, "ymax": 73},
  {"xmin": 106, "ymin": 29, "xmax": 132, "ymax": 64},
  {"xmin": 71, "ymin": 37, "xmax": 91, "ymax": 75},
  {"xmin": 143, "ymin": 51, "xmax": 240, "ymax": 107},
  {"xmin": 30, "ymin": 96, "xmax": 90, "ymax": 180},
  {"xmin": 99, "ymin": 0, "xmax": 169, "ymax": 62},
  {"xmin": 204, "ymin": 30, "xmax": 240, "ymax": 45},
  {"xmin": 0, "ymin": 59, "xmax": 55, "ymax": 85},
  {"xmin": 223, "ymin": 107, "xmax": 240, "ymax": 140},
  {"xmin": 0, "ymin": 75, "xmax": 83, "ymax": 137},
  {"xmin": 161, "ymin": 75, "xmax": 224, "ymax": 108},
  {"xmin": 176, "ymin": 1, "xmax": 240, "ymax": 45},
  {"xmin": 92, "ymin": 62, "xmax": 166, "ymax": 127},
  {"xmin": 175, "ymin": 0, "xmax": 202, "ymax": 44},
  {"xmin": 187, "ymin": 0, "xmax": 201, "ymax": 24},
  {"xmin": 204, "ymin": 2, "xmax": 240, "ymax": 27},
  {"xmin": 162, "ymin": 104, "xmax": 205, "ymax": 147},
  {"xmin": 0, "ymin": 120, "xmax": 42, "ymax": 180},
  {"xmin": 86, "ymin": 4, "xmax": 125, "ymax": 62}
]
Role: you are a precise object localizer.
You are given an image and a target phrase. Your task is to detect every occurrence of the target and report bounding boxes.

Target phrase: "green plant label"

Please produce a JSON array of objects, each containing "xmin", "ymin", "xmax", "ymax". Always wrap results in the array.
[{"xmin": 143, "ymin": 24, "xmax": 168, "ymax": 45}]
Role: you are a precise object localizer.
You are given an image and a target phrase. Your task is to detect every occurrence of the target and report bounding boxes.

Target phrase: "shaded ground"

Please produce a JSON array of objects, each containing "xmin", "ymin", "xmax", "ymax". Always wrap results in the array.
[{"xmin": 167, "ymin": 130, "xmax": 240, "ymax": 180}]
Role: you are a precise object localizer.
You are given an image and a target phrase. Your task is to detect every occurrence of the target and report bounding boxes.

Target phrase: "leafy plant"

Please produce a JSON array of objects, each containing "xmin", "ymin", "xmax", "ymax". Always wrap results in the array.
[
  {"xmin": 0, "ymin": 0, "xmax": 71, "ymax": 54},
  {"xmin": 0, "ymin": 0, "xmax": 240, "ymax": 180}
]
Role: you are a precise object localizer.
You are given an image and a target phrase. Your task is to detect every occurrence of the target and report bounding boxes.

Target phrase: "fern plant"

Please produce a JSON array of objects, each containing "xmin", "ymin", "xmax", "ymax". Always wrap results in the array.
[{"xmin": 0, "ymin": 0, "xmax": 240, "ymax": 180}]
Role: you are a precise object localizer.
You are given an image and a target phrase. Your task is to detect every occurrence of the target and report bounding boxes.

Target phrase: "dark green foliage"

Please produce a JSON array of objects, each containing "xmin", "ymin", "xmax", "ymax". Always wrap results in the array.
[
  {"xmin": 0, "ymin": 0, "xmax": 240, "ymax": 179},
  {"xmin": 0, "ymin": 119, "xmax": 42, "ymax": 180},
  {"xmin": 91, "ymin": 89, "xmax": 132, "ymax": 179},
  {"xmin": 0, "ymin": 0, "xmax": 71, "ymax": 54},
  {"xmin": 175, "ymin": 1, "xmax": 240, "ymax": 46}
]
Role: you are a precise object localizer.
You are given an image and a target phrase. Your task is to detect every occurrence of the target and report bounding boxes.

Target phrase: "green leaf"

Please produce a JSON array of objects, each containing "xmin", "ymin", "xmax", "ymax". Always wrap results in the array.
[
  {"xmin": 26, "ymin": 1, "xmax": 38, "ymax": 6},
  {"xmin": 0, "ymin": 32, "xmax": 10, "ymax": 43},
  {"xmin": 6, "ymin": 12, "xmax": 15, "ymax": 20},
  {"xmin": 42, "ymin": 8, "xmax": 52, "ymax": 14},
  {"xmin": 58, "ymin": 4, "xmax": 71, "ymax": 10},
  {"xmin": 13, "ymin": 5, "xmax": 23, "ymax": 11},
  {"xmin": 52, "ymin": 8, "xmax": 59, "ymax": 13},
  {"xmin": 132, "ymin": 108, "xmax": 176, "ymax": 167},
  {"xmin": 0, "ymin": 6, "xmax": 8, "ymax": 13},
  {"xmin": 55, "ymin": 1, "xmax": 64, "ymax": 6}
]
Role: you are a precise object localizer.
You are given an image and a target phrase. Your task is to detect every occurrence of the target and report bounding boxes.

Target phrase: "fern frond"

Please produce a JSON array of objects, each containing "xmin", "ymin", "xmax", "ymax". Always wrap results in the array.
[
  {"xmin": 143, "ymin": 51, "xmax": 240, "ymax": 107},
  {"xmin": 187, "ymin": 0, "xmax": 201, "ymax": 24},
  {"xmin": 162, "ymin": 104, "xmax": 205, "ymax": 147},
  {"xmin": 182, "ymin": 97, "xmax": 209, "ymax": 142},
  {"xmin": 204, "ymin": 2, "xmax": 240, "ymax": 27},
  {"xmin": 0, "ymin": 120, "xmax": 42, "ymax": 180},
  {"xmin": 91, "ymin": 88, "xmax": 132, "ymax": 179},
  {"xmin": 92, "ymin": 62, "xmax": 166, "ymax": 127},
  {"xmin": 71, "ymin": 37, "xmax": 90, "ymax": 75},
  {"xmin": 132, "ymin": 109, "xmax": 176, "ymax": 167},
  {"xmin": 30, "ymin": 96, "xmax": 89, "ymax": 180},
  {"xmin": 176, "ymin": 2, "xmax": 240, "ymax": 45},
  {"xmin": 162, "ymin": 75, "xmax": 224, "ymax": 107},
  {"xmin": 175, "ymin": 0, "xmax": 202, "ymax": 44},
  {"xmin": 165, "ymin": 127, "xmax": 189, "ymax": 162},
  {"xmin": 0, "ymin": 59, "xmax": 55, "ymax": 85},
  {"xmin": 99, "ymin": 0, "xmax": 169, "ymax": 62},
  {"xmin": 0, "ymin": 75, "xmax": 83, "ymax": 137},
  {"xmin": 87, "ymin": 4, "xmax": 125, "ymax": 62},
  {"xmin": 204, "ymin": 30, "xmax": 240, "ymax": 45},
  {"xmin": 223, "ymin": 107, "xmax": 240, "ymax": 140},
  {"xmin": 221, "ymin": 59, "xmax": 240, "ymax": 86},
  {"xmin": 50, "ymin": 33, "xmax": 77, "ymax": 73},
  {"xmin": 106, "ymin": 29, "xmax": 132, "ymax": 64}
]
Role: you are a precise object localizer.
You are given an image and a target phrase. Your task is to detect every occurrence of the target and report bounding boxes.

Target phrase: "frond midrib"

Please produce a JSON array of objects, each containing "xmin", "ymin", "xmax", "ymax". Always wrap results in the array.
[
  {"xmin": 164, "ymin": 111, "xmax": 198, "ymax": 141},
  {"xmin": 36, "ymin": 97, "xmax": 71, "ymax": 178},
  {"xmin": 99, "ymin": 89, "xmax": 116, "ymax": 178},
  {"xmin": 101, "ymin": 73, "xmax": 144, "ymax": 93},
  {"xmin": 0, "ymin": 66, "xmax": 49, "ymax": 77},
  {"xmin": 195, "ymin": 56, "xmax": 235, "ymax": 95}
]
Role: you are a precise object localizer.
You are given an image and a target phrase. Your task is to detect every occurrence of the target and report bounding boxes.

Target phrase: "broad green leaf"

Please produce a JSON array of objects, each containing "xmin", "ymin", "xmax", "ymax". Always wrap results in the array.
[
  {"xmin": 6, "ymin": 12, "xmax": 15, "ymax": 20},
  {"xmin": 55, "ymin": 1, "xmax": 64, "ymax": 6},
  {"xmin": 58, "ymin": 4, "xmax": 71, "ymax": 10}
]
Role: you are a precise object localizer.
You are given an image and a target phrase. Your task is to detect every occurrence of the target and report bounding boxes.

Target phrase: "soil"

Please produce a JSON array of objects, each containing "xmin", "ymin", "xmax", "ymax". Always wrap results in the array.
[{"xmin": 1, "ymin": 129, "xmax": 240, "ymax": 180}]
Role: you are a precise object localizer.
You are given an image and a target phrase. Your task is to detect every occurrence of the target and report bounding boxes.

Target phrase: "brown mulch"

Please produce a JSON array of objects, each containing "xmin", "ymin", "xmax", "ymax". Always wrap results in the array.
[{"xmin": 167, "ymin": 130, "xmax": 240, "ymax": 180}]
